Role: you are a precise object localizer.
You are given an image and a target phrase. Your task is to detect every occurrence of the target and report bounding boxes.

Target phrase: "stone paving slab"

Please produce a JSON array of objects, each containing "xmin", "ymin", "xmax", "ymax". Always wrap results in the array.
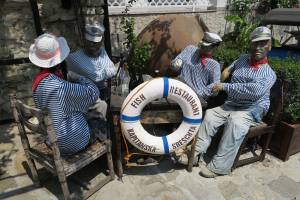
[{"xmin": 1, "ymin": 123, "xmax": 300, "ymax": 200}]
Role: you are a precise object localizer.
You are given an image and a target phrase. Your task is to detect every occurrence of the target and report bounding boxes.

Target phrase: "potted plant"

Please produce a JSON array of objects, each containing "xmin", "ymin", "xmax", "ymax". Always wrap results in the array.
[
  {"xmin": 268, "ymin": 58, "xmax": 300, "ymax": 161},
  {"xmin": 122, "ymin": 17, "xmax": 153, "ymax": 90}
]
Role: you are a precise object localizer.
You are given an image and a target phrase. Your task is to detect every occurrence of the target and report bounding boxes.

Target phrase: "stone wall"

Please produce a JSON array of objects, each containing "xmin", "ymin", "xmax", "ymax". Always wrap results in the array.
[
  {"xmin": 1, "ymin": 1, "xmax": 35, "ymax": 59},
  {"xmin": 109, "ymin": 10, "xmax": 227, "ymax": 55},
  {"xmin": 0, "ymin": 0, "xmax": 80, "ymax": 121},
  {"xmin": 0, "ymin": 0, "xmax": 227, "ymax": 120},
  {"xmin": 1, "ymin": 0, "xmax": 36, "ymax": 121}
]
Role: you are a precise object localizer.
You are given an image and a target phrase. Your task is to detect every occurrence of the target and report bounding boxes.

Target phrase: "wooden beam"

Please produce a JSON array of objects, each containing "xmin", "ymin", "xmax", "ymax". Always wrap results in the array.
[{"xmin": 29, "ymin": 0, "xmax": 43, "ymax": 36}]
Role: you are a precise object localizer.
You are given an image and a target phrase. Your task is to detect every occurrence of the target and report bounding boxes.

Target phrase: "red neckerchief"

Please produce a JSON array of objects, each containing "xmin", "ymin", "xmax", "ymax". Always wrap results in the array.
[
  {"xmin": 32, "ymin": 69, "xmax": 64, "ymax": 92},
  {"xmin": 200, "ymin": 53, "xmax": 212, "ymax": 67},
  {"xmin": 249, "ymin": 57, "xmax": 268, "ymax": 71}
]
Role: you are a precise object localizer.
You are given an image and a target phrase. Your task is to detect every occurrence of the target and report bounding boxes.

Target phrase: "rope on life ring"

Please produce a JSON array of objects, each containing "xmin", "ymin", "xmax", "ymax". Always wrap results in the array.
[{"xmin": 120, "ymin": 77, "xmax": 202, "ymax": 155}]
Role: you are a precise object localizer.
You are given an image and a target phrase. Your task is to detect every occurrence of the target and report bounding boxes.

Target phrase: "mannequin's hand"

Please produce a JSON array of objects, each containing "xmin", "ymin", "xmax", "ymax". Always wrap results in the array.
[
  {"xmin": 67, "ymin": 71, "xmax": 81, "ymax": 82},
  {"xmin": 170, "ymin": 59, "xmax": 183, "ymax": 72},
  {"xmin": 212, "ymin": 83, "xmax": 224, "ymax": 93}
]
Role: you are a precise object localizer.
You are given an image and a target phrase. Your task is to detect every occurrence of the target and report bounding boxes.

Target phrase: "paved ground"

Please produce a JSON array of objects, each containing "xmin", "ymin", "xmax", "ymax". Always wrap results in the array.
[{"xmin": 1, "ymin": 122, "xmax": 300, "ymax": 200}]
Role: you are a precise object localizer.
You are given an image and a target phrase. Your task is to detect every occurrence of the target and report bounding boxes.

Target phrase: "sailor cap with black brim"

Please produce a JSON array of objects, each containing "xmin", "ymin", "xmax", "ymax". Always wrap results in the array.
[
  {"xmin": 200, "ymin": 32, "xmax": 223, "ymax": 46},
  {"xmin": 85, "ymin": 23, "xmax": 105, "ymax": 43}
]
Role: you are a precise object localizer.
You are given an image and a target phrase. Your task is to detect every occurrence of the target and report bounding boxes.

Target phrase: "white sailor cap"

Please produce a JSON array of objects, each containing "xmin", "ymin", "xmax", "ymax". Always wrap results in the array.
[
  {"xmin": 200, "ymin": 32, "xmax": 222, "ymax": 46},
  {"xmin": 85, "ymin": 23, "xmax": 105, "ymax": 42},
  {"xmin": 250, "ymin": 26, "xmax": 271, "ymax": 42}
]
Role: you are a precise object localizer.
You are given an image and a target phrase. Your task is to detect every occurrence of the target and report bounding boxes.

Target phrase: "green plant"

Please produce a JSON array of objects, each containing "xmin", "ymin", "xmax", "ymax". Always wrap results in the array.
[
  {"xmin": 223, "ymin": 15, "xmax": 258, "ymax": 52},
  {"xmin": 229, "ymin": 0, "xmax": 255, "ymax": 17},
  {"xmin": 228, "ymin": 0, "xmax": 270, "ymax": 17},
  {"xmin": 269, "ymin": 58, "xmax": 300, "ymax": 123},
  {"xmin": 277, "ymin": 0, "xmax": 298, "ymax": 8},
  {"xmin": 122, "ymin": 17, "xmax": 152, "ymax": 76},
  {"xmin": 229, "ymin": 0, "xmax": 298, "ymax": 14},
  {"xmin": 214, "ymin": 44, "xmax": 241, "ymax": 67}
]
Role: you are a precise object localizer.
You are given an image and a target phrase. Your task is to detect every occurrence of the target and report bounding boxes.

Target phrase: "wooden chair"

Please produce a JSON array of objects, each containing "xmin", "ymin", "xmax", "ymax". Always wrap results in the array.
[
  {"xmin": 10, "ymin": 95, "xmax": 115, "ymax": 200},
  {"xmin": 232, "ymin": 79, "xmax": 289, "ymax": 170}
]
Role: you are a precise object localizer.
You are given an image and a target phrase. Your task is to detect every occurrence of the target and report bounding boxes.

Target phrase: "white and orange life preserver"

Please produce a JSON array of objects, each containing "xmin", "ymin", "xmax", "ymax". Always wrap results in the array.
[{"xmin": 120, "ymin": 77, "xmax": 202, "ymax": 154}]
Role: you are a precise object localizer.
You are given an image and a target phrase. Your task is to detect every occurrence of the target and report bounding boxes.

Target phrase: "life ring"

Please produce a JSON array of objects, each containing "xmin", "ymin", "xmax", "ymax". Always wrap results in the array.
[{"xmin": 120, "ymin": 77, "xmax": 202, "ymax": 154}]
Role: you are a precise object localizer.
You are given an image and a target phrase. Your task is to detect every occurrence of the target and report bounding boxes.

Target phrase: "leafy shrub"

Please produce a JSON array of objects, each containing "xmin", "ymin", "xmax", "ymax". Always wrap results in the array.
[
  {"xmin": 223, "ymin": 15, "xmax": 258, "ymax": 52},
  {"xmin": 269, "ymin": 58, "xmax": 300, "ymax": 123},
  {"xmin": 278, "ymin": 0, "xmax": 298, "ymax": 8},
  {"xmin": 229, "ymin": 0, "xmax": 255, "ymax": 17},
  {"xmin": 229, "ymin": 0, "xmax": 298, "ymax": 15},
  {"xmin": 122, "ymin": 17, "xmax": 152, "ymax": 76},
  {"xmin": 214, "ymin": 43, "xmax": 241, "ymax": 67}
]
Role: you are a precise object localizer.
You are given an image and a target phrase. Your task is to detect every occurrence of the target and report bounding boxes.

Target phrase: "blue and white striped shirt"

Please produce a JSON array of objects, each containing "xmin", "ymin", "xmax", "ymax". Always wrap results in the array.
[
  {"xmin": 171, "ymin": 45, "xmax": 221, "ymax": 100},
  {"xmin": 66, "ymin": 48, "xmax": 117, "ymax": 89},
  {"xmin": 224, "ymin": 54, "xmax": 277, "ymax": 116},
  {"xmin": 33, "ymin": 74, "xmax": 99, "ymax": 155}
]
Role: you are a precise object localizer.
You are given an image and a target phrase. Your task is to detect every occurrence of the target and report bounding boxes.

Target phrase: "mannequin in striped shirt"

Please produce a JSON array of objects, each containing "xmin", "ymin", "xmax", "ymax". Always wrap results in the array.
[
  {"xmin": 177, "ymin": 27, "xmax": 277, "ymax": 178},
  {"xmin": 29, "ymin": 33, "xmax": 100, "ymax": 155},
  {"xmin": 66, "ymin": 23, "xmax": 118, "ymax": 140},
  {"xmin": 66, "ymin": 23, "xmax": 117, "ymax": 101},
  {"xmin": 169, "ymin": 32, "xmax": 223, "ymax": 107}
]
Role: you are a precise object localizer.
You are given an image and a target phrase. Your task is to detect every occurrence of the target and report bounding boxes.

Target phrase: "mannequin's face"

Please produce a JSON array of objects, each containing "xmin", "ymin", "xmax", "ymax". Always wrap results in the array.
[
  {"xmin": 84, "ymin": 39, "xmax": 102, "ymax": 57},
  {"xmin": 199, "ymin": 44, "xmax": 218, "ymax": 55},
  {"xmin": 250, "ymin": 39, "xmax": 272, "ymax": 61}
]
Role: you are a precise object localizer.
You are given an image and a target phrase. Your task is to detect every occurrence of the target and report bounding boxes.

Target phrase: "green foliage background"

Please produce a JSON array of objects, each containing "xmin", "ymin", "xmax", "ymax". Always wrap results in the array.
[
  {"xmin": 215, "ymin": 46, "xmax": 300, "ymax": 123},
  {"xmin": 122, "ymin": 17, "xmax": 152, "ymax": 76},
  {"xmin": 269, "ymin": 58, "xmax": 300, "ymax": 123},
  {"xmin": 215, "ymin": 0, "xmax": 300, "ymax": 123}
]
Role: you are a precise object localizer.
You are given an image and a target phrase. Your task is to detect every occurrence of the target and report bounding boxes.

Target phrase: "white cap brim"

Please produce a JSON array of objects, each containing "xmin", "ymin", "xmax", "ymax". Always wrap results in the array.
[
  {"xmin": 85, "ymin": 33, "xmax": 103, "ymax": 42},
  {"xmin": 251, "ymin": 36, "xmax": 271, "ymax": 42},
  {"xmin": 29, "ymin": 37, "xmax": 70, "ymax": 68},
  {"xmin": 201, "ymin": 41, "xmax": 213, "ymax": 46},
  {"xmin": 201, "ymin": 41, "xmax": 221, "ymax": 46}
]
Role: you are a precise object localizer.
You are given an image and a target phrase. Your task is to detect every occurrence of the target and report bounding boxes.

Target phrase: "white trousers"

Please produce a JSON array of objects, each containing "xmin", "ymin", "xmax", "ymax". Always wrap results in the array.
[
  {"xmin": 195, "ymin": 104, "xmax": 257, "ymax": 174},
  {"xmin": 87, "ymin": 98, "xmax": 108, "ymax": 142}
]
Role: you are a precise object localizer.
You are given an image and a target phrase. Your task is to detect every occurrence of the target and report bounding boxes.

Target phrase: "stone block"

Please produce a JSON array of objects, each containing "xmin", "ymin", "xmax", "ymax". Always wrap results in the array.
[
  {"xmin": 5, "ymin": 75, "xmax": 25, "ymax": 83},
  {"xmin": 3, "ymin": 13, "xmax": 22, "ymax": 25},
  {"xmin": 10, "ymin": 0, "xmax": 29, "ymax": 2},
  {"xmin": 17, "ymin": 83, "xmax": 32, "ymax": 91},
  {"xmin": 2, "ymin": 67, "xmax": 19, "ymax": 78},
  {"xmin": 11, "ymin": 46, "xmax": 29, "ymax": 58},
  {"xmin": 6, "ymin": 28, "xmax": 23, "ymax": 40},
  {"xmin": 0, "ymin": 44, "xmax": 11, "ymax": 59},
  {"xmin": 22, "ymin": 67, "xmax": 39, "ymax": 78},
  {"xmin": 41, "ymin": 4, "xmax": 55, "ymax": 17},
  {"xmin": 16, "ymin": 90, "xmax": 33, "ymax": 99},
  {"xmin": 2, "ymin": 103, "xmax": 12, "ymax": 113},
  {"xmin": 45, "ymin": 13, "xmax": 61, "ymax": 22},
  {"xmin": 60, "ymin": 12, "xmax": 76, "ymax": 21},
  {"xmin": 82, "ymin": 7, "xmax": 96, "ymax": 15},
  {"xmin": 84, "ymin": 16, "xmax": 104, "ymax": 25},
  {"xmin": 86, "ymin": 0, "xmax": 105, "ymax": 7},
  {"xmin": 0, "ymin": 97, "xmax": 5, "ymax": 105},
  {"xmin": 268, "ymin": 175, "xmax": 300, "ymax": 199},
  {"xmin": 95, "ymin": 7, "xmax": 104, "ymax": 15},
  {"xmin": 46, "ymin": 25, "xmax": 62, "ymax": 36}
]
